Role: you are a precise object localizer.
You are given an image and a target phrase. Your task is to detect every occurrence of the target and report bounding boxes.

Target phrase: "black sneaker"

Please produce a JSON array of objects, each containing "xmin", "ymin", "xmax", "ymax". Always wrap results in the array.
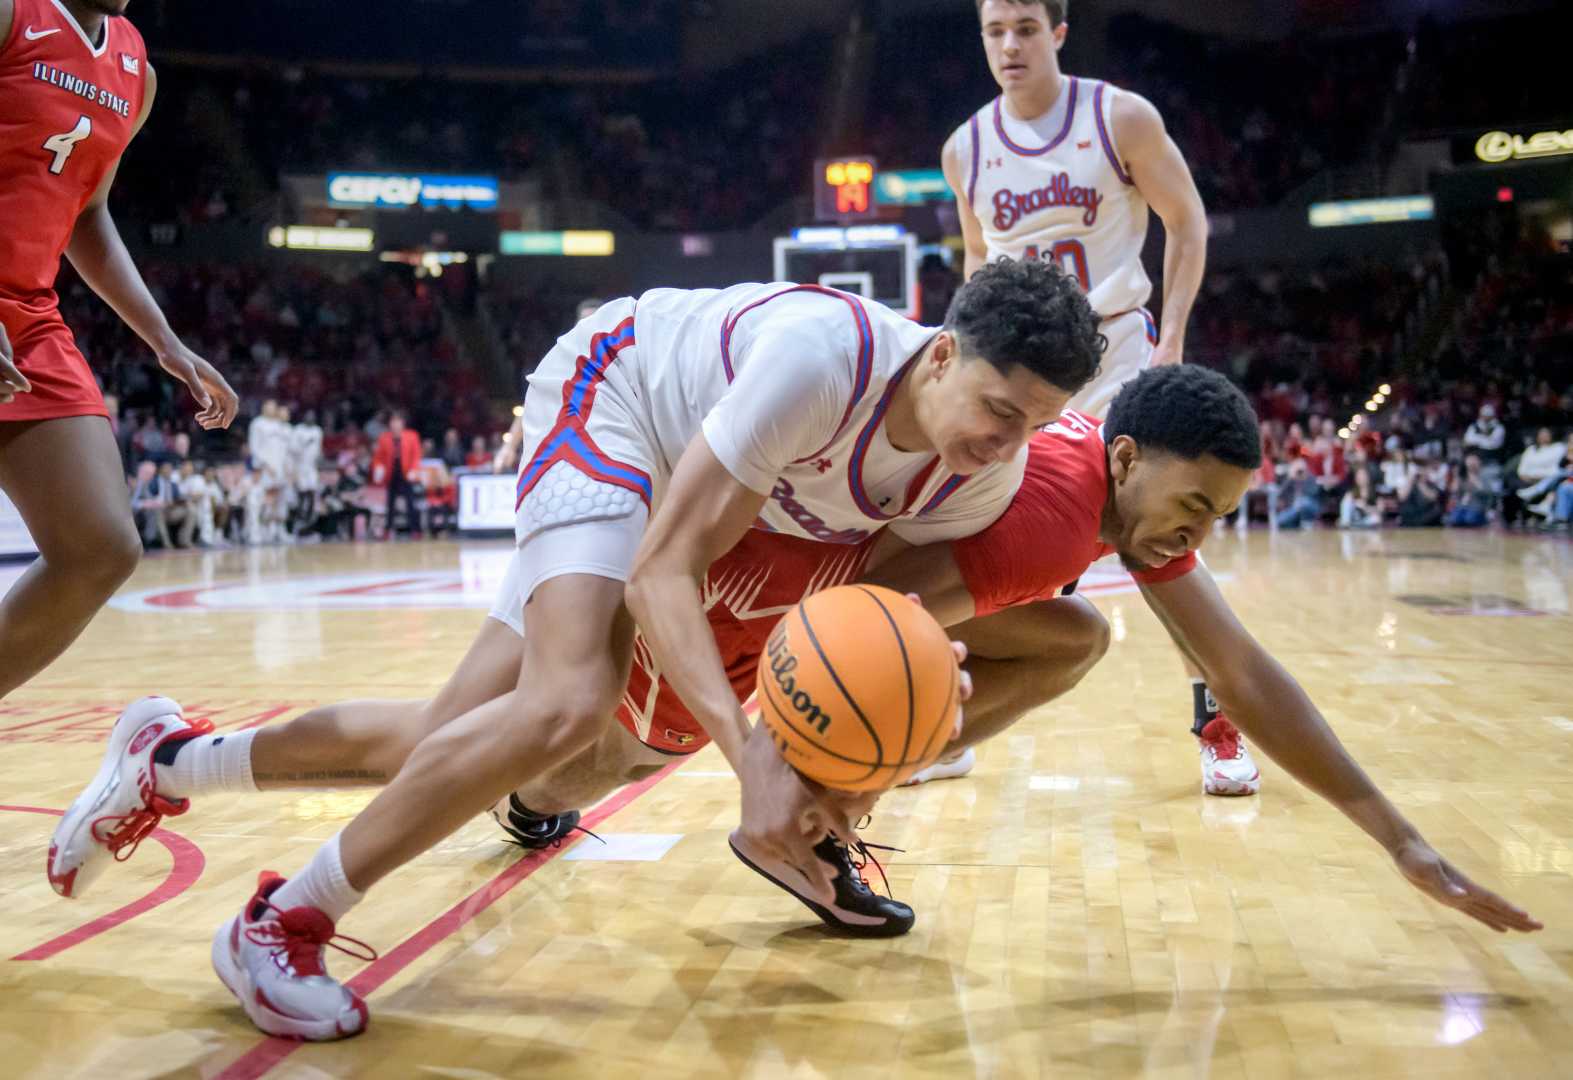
[
  {"xmin": 491, "ymin": 795, "xmax": 584, "ymax": 851},
  {"xmin": 729, "ymin": 832, "xmax": 915, "ymax": 938}
]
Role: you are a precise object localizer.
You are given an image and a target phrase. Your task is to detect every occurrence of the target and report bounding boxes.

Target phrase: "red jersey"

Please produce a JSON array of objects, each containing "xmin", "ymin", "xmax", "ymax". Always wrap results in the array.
[
  {"xmin": 621, "ymin": 412, "xmax": 1196, "ymax": 754},
  {"xmin": 1, "ymin": 0, "xmax": 146, "ymax": 304},
  {"xmin": 0, "ymin": 0, "xmax": 147, "ymax": 422},
  {"xmin": 952, "ymin": 410, "xmax": 1197, "ymax": 617},
  {"xmin": 618, "ymin": 528, "xmax": 876, "ymax": 754}
]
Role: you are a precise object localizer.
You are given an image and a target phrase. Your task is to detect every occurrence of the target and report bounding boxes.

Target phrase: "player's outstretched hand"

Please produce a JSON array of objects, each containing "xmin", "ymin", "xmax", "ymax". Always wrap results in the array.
[
  {"xmin": 158, "ymin": 341, "xmax": 239, "ymax": 430},
  {"xmin": 1393, "ymin": 836, "xmax": 1542, "ymax": 933},
  {"xmin": 735, "ymin": 723, "xmax": 864, "ymax": 904},
  {"xmin": 0, "ymin": 322, "xmax": 30, "ymax": 406}
]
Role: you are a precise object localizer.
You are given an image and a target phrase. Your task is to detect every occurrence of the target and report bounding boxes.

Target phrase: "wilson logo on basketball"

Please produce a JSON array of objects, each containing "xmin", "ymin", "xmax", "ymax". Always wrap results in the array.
[
  {"xmin": 128, "ymin": 722, "xmax": 165, "ymax": 756},
  {"xmin": 766, "ymin": 630, "xmax": 832, "ymax": 735}
]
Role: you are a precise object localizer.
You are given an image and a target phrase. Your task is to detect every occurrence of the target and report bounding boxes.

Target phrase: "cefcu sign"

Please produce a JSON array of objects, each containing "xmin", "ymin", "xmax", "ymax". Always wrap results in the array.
[
  {"xmin": 326, "ymin": 172, "xmax": 499, "ymax": 210},
  {"xmin": 1474, "ymin": 129, "xmax": 1573, "ymax": 165}
]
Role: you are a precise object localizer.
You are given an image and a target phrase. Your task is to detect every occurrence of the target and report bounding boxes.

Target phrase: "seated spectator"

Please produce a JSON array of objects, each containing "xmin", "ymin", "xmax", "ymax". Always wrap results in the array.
[
  {"xmin": 1517, "ymin": 430, "xmax": 1573, "ymax": 521},
  {"xmin": 464, "ymin": 435, "xmax": 492, "ymax": 469},
  {"xmin": 1339, "ymin": 466, "xmax": 1382, "ymax": 529},
  {"xmin": 1275, "ymin": 458, "xmax": 1322, "ymax": 529},
  {"xmin": 131, "ymin": 460, "xmax": 179, "ymax": 549},
  {"xmin": 1398, "ymin": 468, "xmax": 1446, "ymax": 527},
  {"xmin": 1445, "ymin": 453, "xmax": 1494, "ymax": 528},
  {"xmin": 1380, "ymin": 442, "xmax": 1417, "ymax": 496},
  {"xmin": 440, "ymin": 428, "xmax": 466, "ymax": 469}
]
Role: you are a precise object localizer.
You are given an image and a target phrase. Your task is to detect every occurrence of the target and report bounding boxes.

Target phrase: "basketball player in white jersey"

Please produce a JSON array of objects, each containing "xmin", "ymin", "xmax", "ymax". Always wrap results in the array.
[
  {"xmin": 938, "ymin": 0, "xmax": 1259, "ymax": 796},
  {"xmin": 287, "ymin": 407, "xmax": 323, "ymax": 533},
  {"xmin": 50, "ymin": 259, "xmax": 1106, "ymax": 1040}
]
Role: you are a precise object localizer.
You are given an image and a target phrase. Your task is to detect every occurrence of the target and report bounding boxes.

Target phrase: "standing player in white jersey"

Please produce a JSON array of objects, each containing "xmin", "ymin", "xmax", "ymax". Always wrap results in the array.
[
  {"xmin": 937, "ymin": 0, "xmax": 1259, "ymax": 796},
  {"xmin": 50, "ymin": 259, "xmax": 1105, "ymax": 1040}
]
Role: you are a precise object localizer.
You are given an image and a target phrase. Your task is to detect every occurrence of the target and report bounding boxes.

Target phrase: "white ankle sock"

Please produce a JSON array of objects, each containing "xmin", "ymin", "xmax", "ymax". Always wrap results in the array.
[
  {"xmin": 271, "ymin": 833, "xmax": 364, "ymax": 923},
  {"xmin": 160, "ymin": 729, "xmax": 259, "ymax": 798}
]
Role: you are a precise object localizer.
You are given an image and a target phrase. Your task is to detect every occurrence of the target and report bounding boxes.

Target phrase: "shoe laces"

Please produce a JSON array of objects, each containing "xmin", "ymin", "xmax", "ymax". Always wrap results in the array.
[
  {"xmin": 824, "ymin": 820, "xmax": 903, "ymax": 899},
  {"xmin": 246, "ymin": 896, "xmax": 379, "ymax": 978},
  {"xmin": 500, "ymin": 811, "xmax": 604, "ymax": 852},
  {"xmin": 89, "ymin": 716, "xmax": 217, "ymax": 862},
  {"xmin": 92, "ymin": 790, "xmax": 191, "ymax": 863},
  {"xmin": 1200, "ymin": 715, "xmax": 1243, "ymax": 761}
]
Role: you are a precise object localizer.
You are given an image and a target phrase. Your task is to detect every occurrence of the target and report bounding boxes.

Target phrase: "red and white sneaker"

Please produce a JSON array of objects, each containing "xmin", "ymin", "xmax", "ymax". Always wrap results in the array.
[
  {"xmin": 1198, "ymin": 715, "xmax": 1261, "ymax": 796},
  {"xmin": 47, "ymin": 696, "xmax": 212, "ymax": 898},
  {"xmin": 212, "ymin": 872, "xmax": 376, "ymax": 1041}
]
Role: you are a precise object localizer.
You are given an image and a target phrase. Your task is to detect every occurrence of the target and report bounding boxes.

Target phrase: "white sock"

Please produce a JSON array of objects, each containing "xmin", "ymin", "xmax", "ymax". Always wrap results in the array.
[
  {"xmin": 270, "ymin": 833, "xmax": 364, "ymax": 923},
  {"xmin": 160, "ymin": 729, "xmax": 259, "ymax": 798}
]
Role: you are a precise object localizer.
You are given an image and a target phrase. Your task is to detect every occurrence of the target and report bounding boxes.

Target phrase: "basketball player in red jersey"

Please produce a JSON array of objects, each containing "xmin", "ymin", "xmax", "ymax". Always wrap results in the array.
[
  {"xmin": 935, "ymin": 0, "xmax": 1253, "ymax": 796},
  {"xmin": 51, "ymin": 368, "xmax": 1537, "ymax": 1044},
  {"xmin": 0, "ymin": 0, "xmax": 238, "ymax": 701}
]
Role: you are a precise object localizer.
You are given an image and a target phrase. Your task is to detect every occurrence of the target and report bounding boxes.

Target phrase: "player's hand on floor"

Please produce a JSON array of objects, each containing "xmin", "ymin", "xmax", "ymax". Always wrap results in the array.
[
  {"xmin": 1393, "ymin": 837, "xmax": 1543, "ymax": 933},
  {"xmin": 735, "ymin": 723, "xmax": 858, "ymax": 904},
  {"xmin": 158, "ymin": 341, "xmax": 239, "ymax": 429},
  {"xmin": 0, "ymin": 323, "xmax": 29, "ymax": 405}
]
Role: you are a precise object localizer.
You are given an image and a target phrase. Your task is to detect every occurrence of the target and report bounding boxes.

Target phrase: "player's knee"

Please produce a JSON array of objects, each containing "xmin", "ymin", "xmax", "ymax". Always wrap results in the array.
[
  {"xmin": 1071, "ymin": 603, "xmax": 1112, "ymax": 669},
  {"xmin": 69, "ymin": 515, "xmax": 142, "ymax": 596}
]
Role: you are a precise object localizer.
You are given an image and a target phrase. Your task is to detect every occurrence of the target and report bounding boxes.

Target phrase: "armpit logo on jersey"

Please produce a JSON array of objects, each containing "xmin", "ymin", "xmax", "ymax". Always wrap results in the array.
[
  {"xmin": 31, "ymin": 62, "xmax": 133, "ymax": 118},
  {"xmin": 992, "ymin": 173, "xmax": 1104, "ymax": 230},
  {"xmin": 766, "ymin": 630, "xmax": 832, "ymax": 735}
]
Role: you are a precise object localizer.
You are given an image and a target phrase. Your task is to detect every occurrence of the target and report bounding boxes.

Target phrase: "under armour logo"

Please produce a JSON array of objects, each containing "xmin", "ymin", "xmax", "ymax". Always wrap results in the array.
[
  {"xmin": 879, "ymin": 496, "xmax": 892, "ymax": 508},
  {"xmin": 1077, "ymin": 139, "xmax": 1092, "ymax": 150},
  {"xmin": 814, "ymin": 458, "xmax": 833, "ymax": 474},
  {"xmin": 985, "ymin": 156, "xmax": 1004, "ymax": 169}
]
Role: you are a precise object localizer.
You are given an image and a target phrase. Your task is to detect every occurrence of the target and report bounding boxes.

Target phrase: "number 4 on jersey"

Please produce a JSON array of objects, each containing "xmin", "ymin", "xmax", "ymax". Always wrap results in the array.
[{"xmin": 43, "ymin": 115, "xmax": 92, "ymax": 175}]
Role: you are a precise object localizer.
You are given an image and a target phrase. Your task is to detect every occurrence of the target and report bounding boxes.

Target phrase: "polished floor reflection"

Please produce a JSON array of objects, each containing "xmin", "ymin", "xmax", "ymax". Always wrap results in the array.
[{"xmin": 2, "ymin": 530, "xmax": 1570, "ymax": 1078}]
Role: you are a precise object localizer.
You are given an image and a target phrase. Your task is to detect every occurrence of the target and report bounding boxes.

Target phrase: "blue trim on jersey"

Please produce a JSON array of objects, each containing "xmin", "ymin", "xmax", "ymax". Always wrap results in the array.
[
  {"xmin": 567, "ymin": 321, "xmax": 636, "ymax": 417},
  {"xmin": 917, "ymin": 473, "xmax": 968, "ymax": 516},
  {"xmin": 516, "ymin": 426, "xmax": 653, "ymax": 505},
  {"xmin": 1093, "ymin": 81, "xmax": 1135, "ymax": 186}
]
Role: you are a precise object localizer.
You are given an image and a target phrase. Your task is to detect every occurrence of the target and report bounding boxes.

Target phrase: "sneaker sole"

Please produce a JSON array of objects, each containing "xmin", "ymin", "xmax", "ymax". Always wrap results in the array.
[
  {"xmin": 1203, "ymin": 777, "xmax": 1261, "ymax": 797},
  {"xmin": 48, "ymin": 696, "xmax": 184, "ymax": 899},
  {"xmin": 211, "ymin": 918, "xmax": 368, "ymax": 1041},
  {"xmin": 727, "ymin": 838, "xmax": 912, "ymax": 937}
]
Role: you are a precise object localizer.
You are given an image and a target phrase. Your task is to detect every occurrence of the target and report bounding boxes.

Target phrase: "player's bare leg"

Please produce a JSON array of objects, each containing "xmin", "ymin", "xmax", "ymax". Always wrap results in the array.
[
  {"xmin": 246, "ymin": 616, "xmax": 526, "ymax": 788},
  {"xmin": 0, "ymin": 417, "xmax": 142, "ymax": 700},
  {"xmin": 901, "ymin": 594, "xmax": 1109, "ymax": 784}
]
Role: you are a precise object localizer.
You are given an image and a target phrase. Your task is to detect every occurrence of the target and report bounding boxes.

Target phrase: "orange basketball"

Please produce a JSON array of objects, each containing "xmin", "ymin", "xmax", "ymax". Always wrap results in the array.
[{"xmin": 755, "ymin": 584, "xmax": 962, "ymax": 792}]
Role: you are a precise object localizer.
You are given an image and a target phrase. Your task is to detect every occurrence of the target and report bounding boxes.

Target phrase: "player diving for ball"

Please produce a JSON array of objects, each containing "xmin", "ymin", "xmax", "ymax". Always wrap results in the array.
[
  {"xmin": 51, "ymin": 276, "xmax": 1540, "ymax": 1040},
  {"xmin": 50, "ymin": 259, "xmax": 1105, "ymax": 1040}
]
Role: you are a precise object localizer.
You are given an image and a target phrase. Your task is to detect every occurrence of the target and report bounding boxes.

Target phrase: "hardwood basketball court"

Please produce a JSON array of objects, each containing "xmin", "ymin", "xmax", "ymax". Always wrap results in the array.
[{"xmin": 2, "ymin": 529, "xmax": 1569, "ymax": 1078}]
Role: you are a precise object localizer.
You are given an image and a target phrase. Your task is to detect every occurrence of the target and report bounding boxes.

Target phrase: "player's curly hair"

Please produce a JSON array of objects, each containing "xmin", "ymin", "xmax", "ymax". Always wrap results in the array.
[
  {"xmin": 944, "ymin": 258, "xmax": 1104, "ymax": 395},
  {"xmin": 975, "ymin": 0, "xmax": 1067, "ymax": 28},
  {"xmin": 1104, "ymin": 365, "xmax": 1262, "ymax": 469}
]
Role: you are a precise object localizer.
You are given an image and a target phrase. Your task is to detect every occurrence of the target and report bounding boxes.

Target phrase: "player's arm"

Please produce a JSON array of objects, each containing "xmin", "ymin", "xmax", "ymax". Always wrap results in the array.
[
  {"xmin": 1139, "ymin": 567, "xmax": 1541, "ymax": 933},
  {"xmin": 942, "ymin": 128, "xmax": 989, "ymax": 281},
  {"xmin": 0, "ymin": 0, "xmax": 20, "ymax": 404},
  {"xmin": 624, "ymin": 438, "xmax": 764, "ymax": 772},
  {"xmin": 62, "ymin": 64, "xmax": 238, "ymax": 430},
  {"xmin": 1112, "ymin": 90, "xmax": 1207, "ymax": 367}
]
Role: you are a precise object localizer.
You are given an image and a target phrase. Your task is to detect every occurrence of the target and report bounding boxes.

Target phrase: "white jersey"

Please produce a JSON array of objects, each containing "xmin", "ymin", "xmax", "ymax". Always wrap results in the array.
[
  {"xmin": 954, "ymin": 77, "xmax": 1151, "ymax": 318},
  {"xmin": 524, "ymin": 283, "xmax": 1024, "ymax": 548},
  {"xmin": 247, "ymin": 416, "xmax": 289, "ymax": 476},
  {"xmin": 288, "ymin": 423, "xmax": 323, "ymax": 482}
]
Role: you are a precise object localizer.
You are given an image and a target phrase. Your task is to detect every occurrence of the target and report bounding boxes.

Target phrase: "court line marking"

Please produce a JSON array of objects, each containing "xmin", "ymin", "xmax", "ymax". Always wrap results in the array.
[
  {"xmin": 2, "ymin": 805, "xmax": 206, "ymax": 962},
  {"xmin": 212, "ymin": 759, "xmax": 682, "ymax": 1080}
]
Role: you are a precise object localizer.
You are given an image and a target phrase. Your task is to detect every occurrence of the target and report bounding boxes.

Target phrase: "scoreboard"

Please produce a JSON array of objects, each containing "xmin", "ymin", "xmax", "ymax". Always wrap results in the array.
[{"xmin": 814, "ymin": 158, "xmax": 879, "ymax": 221}]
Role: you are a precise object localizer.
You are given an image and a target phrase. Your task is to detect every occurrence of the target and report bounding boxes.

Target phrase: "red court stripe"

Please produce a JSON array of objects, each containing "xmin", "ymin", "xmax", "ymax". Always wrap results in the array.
[
  {"xmin": 212, "ymin": 760, "xmax": 682, "ymax": 1080},
  {"xmin": 3, "ymin": 805, "xmax": 206, "ymax": 961}
]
